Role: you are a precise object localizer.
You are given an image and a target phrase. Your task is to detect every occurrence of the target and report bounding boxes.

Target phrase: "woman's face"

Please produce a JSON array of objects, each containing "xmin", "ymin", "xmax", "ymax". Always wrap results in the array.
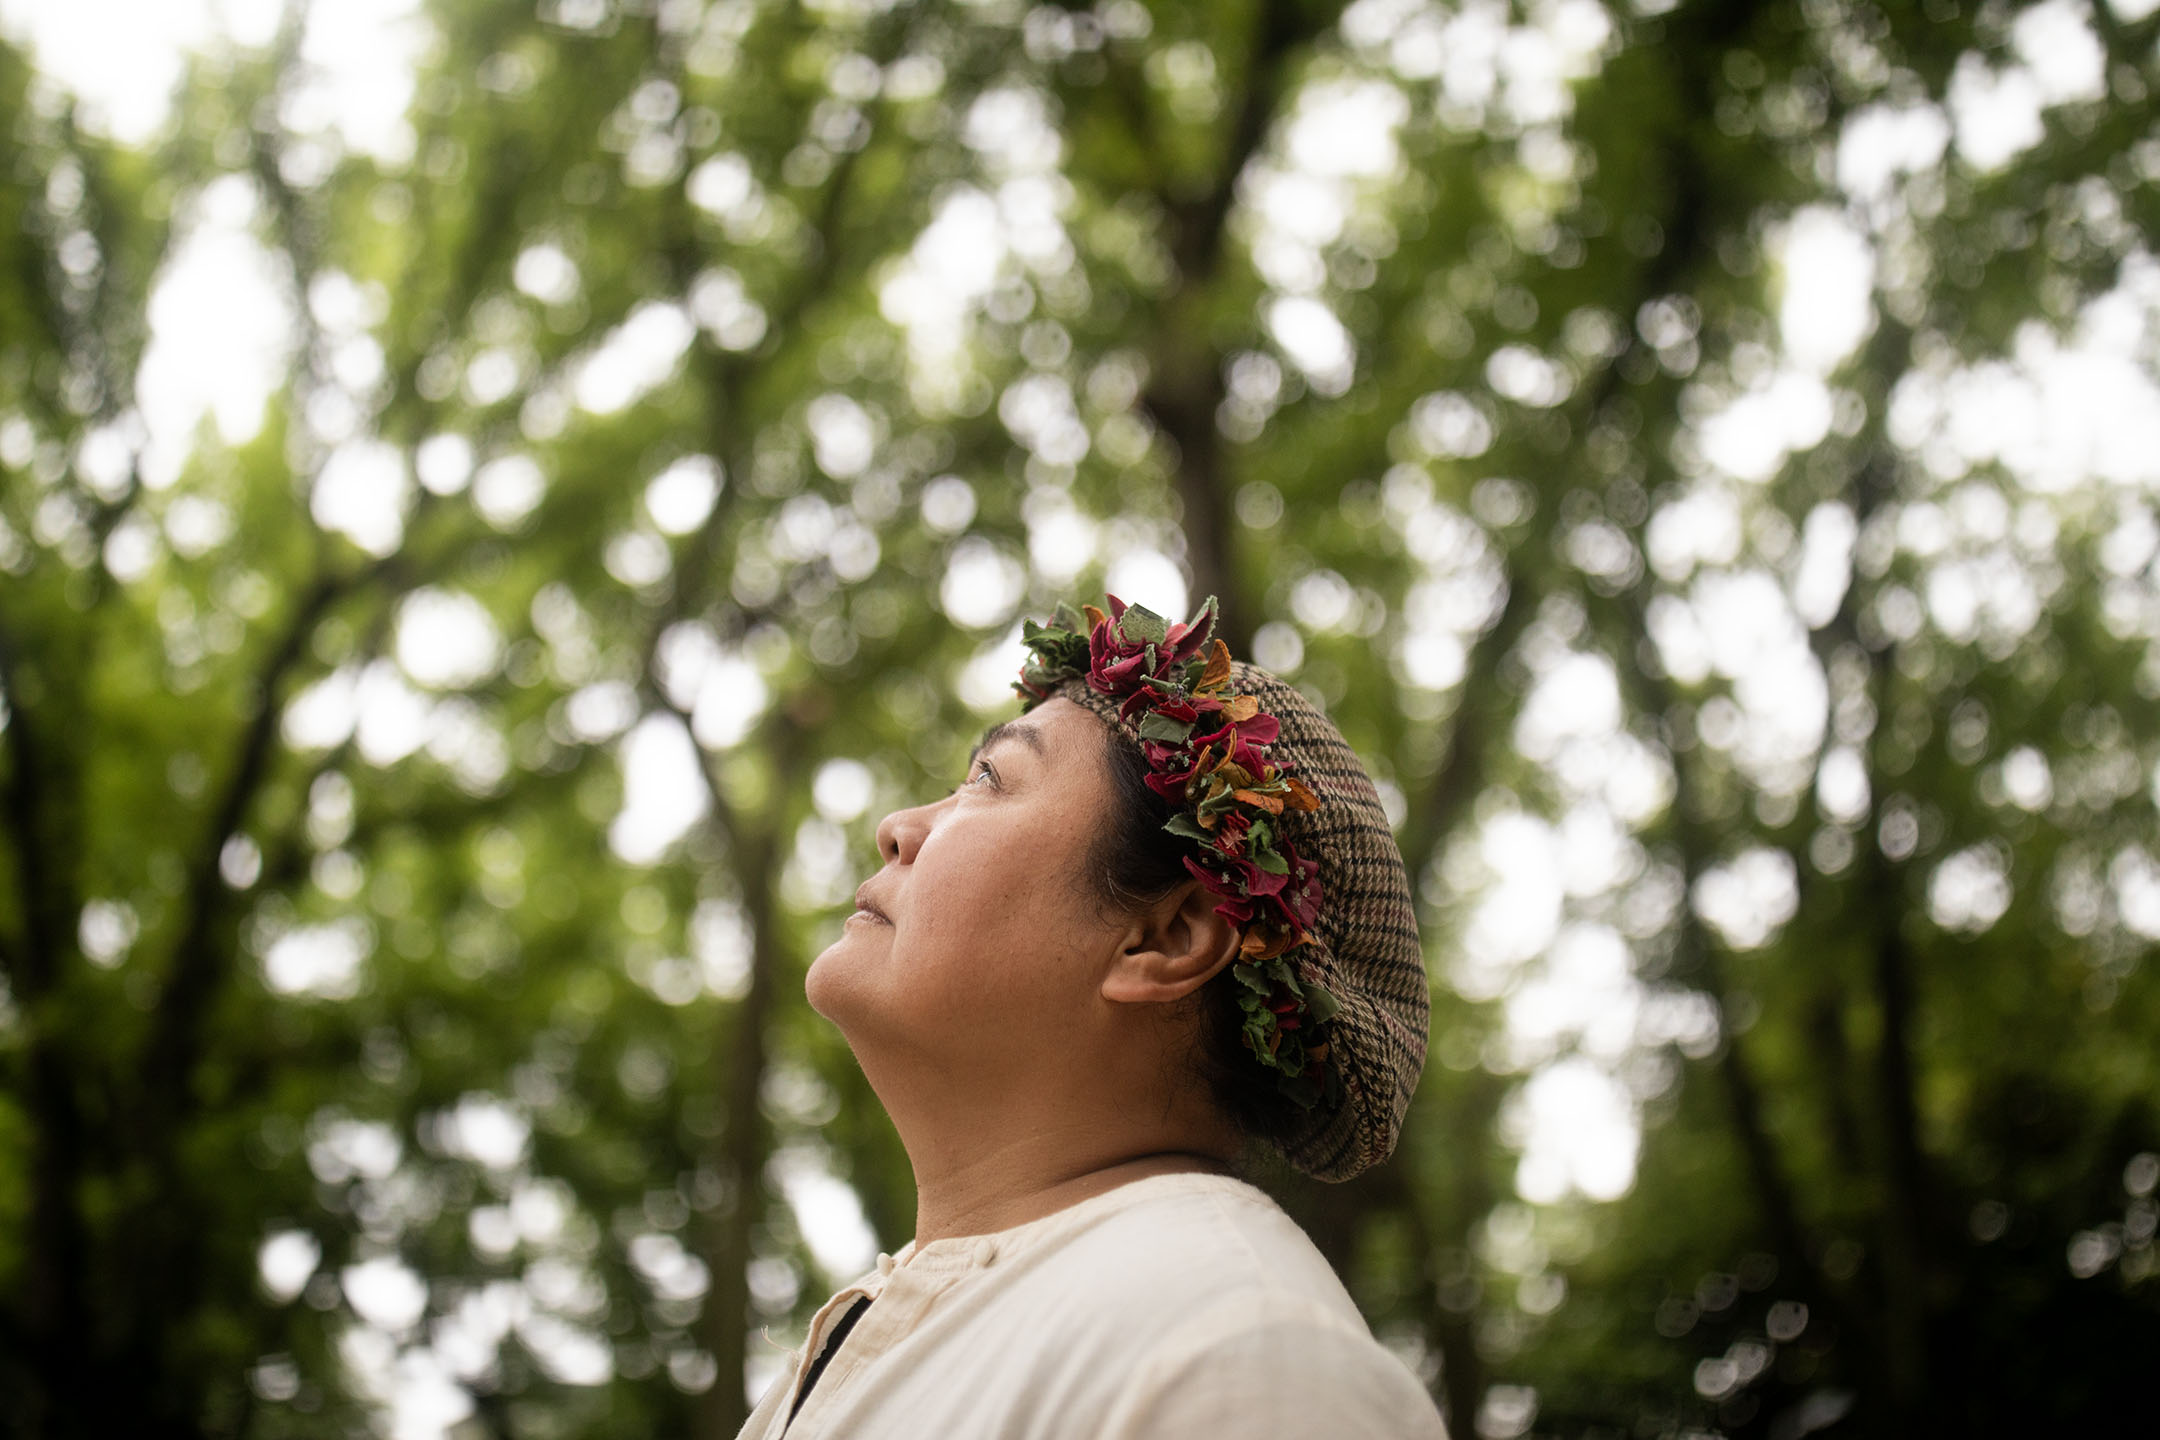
[{"xmin": 805, "ymin": 698, "xmax": 1124, "ymax": 1077}]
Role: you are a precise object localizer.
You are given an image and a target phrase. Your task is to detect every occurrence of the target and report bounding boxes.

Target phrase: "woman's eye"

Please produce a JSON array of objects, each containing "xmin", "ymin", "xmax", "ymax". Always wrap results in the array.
[{"xmin": 967, "ymin": 762, "xmax": 997, "ymax": 788}]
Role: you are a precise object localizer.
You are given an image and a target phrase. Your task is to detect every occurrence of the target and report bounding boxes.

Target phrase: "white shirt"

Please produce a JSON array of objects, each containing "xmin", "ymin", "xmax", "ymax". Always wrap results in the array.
[{"xmin": 737, "ymin": 1172, "xmax": 1448, "ymax": 1440}]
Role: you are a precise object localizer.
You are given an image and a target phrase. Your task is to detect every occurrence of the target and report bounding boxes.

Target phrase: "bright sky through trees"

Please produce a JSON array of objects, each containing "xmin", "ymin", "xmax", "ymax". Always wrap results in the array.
[{"xmin": 4, "ymin": 2, "xmax": 2159, "ymax": 1438}]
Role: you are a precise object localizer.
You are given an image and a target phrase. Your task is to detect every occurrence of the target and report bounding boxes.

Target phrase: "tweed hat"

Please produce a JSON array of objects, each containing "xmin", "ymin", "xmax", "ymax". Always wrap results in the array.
[{"xmin": 1018, "ymin": 602, "xmax": 1429, "ymax": 1182}]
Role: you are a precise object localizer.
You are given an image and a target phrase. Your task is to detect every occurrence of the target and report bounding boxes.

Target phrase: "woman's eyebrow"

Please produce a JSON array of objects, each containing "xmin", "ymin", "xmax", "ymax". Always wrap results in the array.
[{"xmin": 970, "ymin": 720, "xmax": 1045, "ymax": 764}]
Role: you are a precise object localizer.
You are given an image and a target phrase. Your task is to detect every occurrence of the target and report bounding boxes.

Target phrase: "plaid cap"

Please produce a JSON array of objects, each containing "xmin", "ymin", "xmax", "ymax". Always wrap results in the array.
[{"xmin": 1047, "ymin": 665, "xmax": 1430, "ymax": 1182}]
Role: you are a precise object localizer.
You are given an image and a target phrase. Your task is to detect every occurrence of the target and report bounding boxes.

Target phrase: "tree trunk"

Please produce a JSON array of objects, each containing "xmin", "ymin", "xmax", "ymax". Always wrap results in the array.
[
  {"xmin": 691, "ymin": 772, "xmax": 791, "ymax": 1439},
  {"xmin": 1137, "ymin": 0, "xmax": 1332, "ymax": 651},
  {"xmin": 695, "ymin": 904, "xmax": 777, "ymax": 1440}
]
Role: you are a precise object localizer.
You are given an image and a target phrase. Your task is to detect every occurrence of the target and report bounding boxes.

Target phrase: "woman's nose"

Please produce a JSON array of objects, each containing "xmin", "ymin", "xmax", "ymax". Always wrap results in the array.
[{"xmin": 875, "ymin": 799, "xmax": 938, "ymax": 866}]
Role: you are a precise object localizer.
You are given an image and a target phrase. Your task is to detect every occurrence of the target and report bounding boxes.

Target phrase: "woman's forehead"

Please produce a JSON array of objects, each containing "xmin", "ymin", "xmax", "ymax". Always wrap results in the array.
[
  {"xmin": 973, "ymin": 697, "xmax": 1092, "ymax": 759},
  {"xmin": 972, "ymin": 717, "xmax": 1046, "ymax": 761}
]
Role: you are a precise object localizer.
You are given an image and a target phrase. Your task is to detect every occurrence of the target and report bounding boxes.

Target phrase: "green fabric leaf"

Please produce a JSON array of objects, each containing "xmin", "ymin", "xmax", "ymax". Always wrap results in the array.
[
  {"xmin": 1232, "ymin": 962, "xmax": 1272, "ymax": 994},
  {"xmin": 1186, "ymin": 596, "xmax": 1219, "ymax": 649},
  {"xmin": 1251, "ymin": 846, "xmax": 1289, "ymax": 875},
  {"xmin": 1136, "ymin": 711, "xmax": 1194, "ymax": 742},
  {"xmin": 1303, "ymin": 982, "xmax": 1342, "ymax": 1025},
  {"xmin": 1018, "ymin": 623, "xmax": 1088, "ymax": 680},
  {"xmin": 1119, "ymin": 604, "xmax": 1169, "ymax": 646},
  {"xmin": 1163, "ymin": 812, "xmax": 1212, "ymax": 843}
]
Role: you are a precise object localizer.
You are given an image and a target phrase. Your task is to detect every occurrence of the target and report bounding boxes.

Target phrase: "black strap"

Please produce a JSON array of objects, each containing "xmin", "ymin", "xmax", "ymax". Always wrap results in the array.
[{"xmin": 788, "ymin": 1296, "xmax": 871, "ymax": 1425}]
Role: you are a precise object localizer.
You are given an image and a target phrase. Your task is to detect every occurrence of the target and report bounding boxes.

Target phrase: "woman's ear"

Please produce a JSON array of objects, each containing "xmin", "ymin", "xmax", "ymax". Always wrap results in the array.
[{"xmin": 1101, "ymin": 881, "xmax": 1239, "ymax": 1005}]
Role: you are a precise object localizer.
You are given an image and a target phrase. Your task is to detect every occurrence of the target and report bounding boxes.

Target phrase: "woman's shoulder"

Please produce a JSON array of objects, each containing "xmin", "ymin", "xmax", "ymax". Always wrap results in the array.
[{"xmin": 1025, "ymin": 1175, "xmax": 1446, "ymax": 1436}]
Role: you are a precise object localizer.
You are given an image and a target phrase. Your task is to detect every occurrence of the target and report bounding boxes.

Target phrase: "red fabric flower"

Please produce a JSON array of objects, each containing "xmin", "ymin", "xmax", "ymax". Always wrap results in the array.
[
  {"xmin": 1183, "ymin": 858, "xmax": 1259, "ymax": 924},
  {"xmin": 1085, "ymin": 598, "xmax": 1217, "ymax": 696},
  {"xmin": 1142, "ymin": 742, "xmax": 1202, "ymax": 799},
  {"xmin": 1278, "ymin": 846, "xmax": 1323, "ymax": 931},
  {"xmin": 1087, "ymin": 637, "xmax": 1155, "ymax": 695},
  {"xmin": 1197, "ymin": 711, "xmax": 1278, "ymax": 756},
  {"xmin": 1117, "ymin": 684, "xmax": 1212, "ymax": 725},
  {"xmin": 1155, "ymin": 604, "xmax": 1218, "ymax": 665}
]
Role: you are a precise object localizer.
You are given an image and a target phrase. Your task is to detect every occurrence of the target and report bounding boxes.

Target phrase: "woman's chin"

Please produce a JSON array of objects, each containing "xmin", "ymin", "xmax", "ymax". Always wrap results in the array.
[{"xmin": 804, "ymin": 931, "xmax": 883, "ymax": 1021}]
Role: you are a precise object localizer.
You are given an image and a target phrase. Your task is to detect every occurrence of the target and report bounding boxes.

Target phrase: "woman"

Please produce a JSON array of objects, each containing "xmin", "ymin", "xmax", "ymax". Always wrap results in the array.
[{"xmin": 739, "ymin": 597, "xmax": 1444, "ymax": 1438}]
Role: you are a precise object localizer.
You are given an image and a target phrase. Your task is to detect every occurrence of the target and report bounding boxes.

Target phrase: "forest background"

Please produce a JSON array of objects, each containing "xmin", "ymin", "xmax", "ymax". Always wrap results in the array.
[{"xmin": 2, "ymin": 0, "xmax": 2158, "ymax": 1437}]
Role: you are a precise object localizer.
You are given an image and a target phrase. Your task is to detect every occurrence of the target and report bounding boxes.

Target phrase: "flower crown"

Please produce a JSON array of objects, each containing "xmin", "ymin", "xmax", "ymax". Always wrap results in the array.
[{"xmin": 1015, "ymin": 596, "xmax": 1342, "ymax": 1109}]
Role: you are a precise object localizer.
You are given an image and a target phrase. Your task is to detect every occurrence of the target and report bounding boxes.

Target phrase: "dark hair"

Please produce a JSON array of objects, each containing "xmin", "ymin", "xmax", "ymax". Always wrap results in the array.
[{"xmin": 1084, "ymin": 715, "xmax": 1306, "ymax": 1151}]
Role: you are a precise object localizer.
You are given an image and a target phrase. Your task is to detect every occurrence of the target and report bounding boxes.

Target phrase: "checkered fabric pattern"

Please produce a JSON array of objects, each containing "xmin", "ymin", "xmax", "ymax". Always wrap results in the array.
[{"xmin": 1050, "ymin": 665, "xmax": 1430, "ymax": 1182}]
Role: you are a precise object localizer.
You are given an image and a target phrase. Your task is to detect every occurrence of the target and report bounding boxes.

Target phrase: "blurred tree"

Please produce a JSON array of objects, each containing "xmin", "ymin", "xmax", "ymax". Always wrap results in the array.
[{"xmin": 2, "ymin": 1, "xmax": 2158, "ymax": 1439}]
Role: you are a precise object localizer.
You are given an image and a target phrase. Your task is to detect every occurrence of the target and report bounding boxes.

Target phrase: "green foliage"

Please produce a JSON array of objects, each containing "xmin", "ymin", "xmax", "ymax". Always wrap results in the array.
[{"xmin": 2, "ymin": 2, "xmax": 2159, "ymax": 1439}]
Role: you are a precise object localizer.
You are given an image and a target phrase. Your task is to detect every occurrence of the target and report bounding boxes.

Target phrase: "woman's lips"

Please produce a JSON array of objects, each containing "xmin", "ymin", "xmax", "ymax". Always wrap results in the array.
[{"xmin": 849, "ymin": 883, "xmax": 892, "ymax": 925}]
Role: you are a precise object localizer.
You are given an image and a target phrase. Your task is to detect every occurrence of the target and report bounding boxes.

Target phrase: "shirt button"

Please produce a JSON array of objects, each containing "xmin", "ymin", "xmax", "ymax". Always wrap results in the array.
[
  {"xmin": 973, "ymin": 1240, "xmax": 997, "ymax": 1267},
  {"xmin": 876, "ymin": 1253, "xmax": 896, "ymax": 1275}
]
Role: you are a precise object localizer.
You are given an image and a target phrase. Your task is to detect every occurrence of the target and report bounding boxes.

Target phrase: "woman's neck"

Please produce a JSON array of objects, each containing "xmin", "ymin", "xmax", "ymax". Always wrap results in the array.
[{"xmin": 901, "ymin": 1115, "xmax": 1237, "ymax": 1245}]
